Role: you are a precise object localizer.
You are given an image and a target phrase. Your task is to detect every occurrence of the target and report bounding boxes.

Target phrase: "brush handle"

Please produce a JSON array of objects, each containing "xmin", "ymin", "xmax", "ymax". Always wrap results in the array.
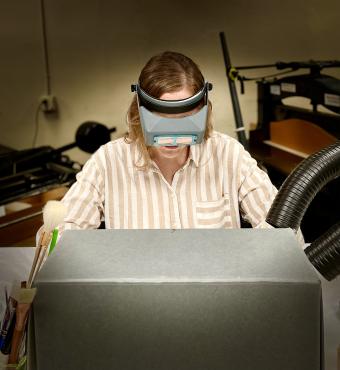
[
  {"xmin": 7, "ymin": 328, "xmax": 23, "ymax": 365},
  {"xmin": 31, "ymin": 244, "xmax": 49, "ymax": 284},
  {"xmin": 8, "ymin": 303, "xmax": 30, "ymax": 365},
  {"xmin": 27, "ymin": 231, "xmax": 51, "ymax": 288},
  {"xmin": 27, "ymin": 233, "xmax": 44, "ymax": 288}
]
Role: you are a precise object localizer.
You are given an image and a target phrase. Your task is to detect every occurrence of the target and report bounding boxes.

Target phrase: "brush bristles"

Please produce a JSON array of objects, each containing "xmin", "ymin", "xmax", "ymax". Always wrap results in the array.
[{"xmin": 43, "ymin": 200, "xmax": 67, "ymax": 233}]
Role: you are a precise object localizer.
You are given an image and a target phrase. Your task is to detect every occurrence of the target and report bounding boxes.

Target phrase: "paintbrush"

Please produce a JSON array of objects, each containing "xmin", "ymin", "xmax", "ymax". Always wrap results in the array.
[
  {"xmin": 7, "ymin": 282, "xmax": 37, "ymax": 366},
  {"xmin": 5, "ymin": 202, "xmax": 65, "ymax": 365},
  {"xmin": 27, "ymin": 200, "xmax": 66, "ymax": 288}
]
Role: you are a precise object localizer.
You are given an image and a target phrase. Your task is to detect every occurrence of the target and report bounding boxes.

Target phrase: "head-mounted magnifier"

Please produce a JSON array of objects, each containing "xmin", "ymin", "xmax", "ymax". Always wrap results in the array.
[{"xmin": 131, "ymin": 82, "xmax": 213, "ymax": 146}]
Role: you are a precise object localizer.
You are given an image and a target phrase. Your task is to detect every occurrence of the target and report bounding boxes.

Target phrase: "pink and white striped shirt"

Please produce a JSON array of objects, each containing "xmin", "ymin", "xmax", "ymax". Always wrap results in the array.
[{"xmin": 58, "ymin": 131, "xmax": 278, "ymax": 233}]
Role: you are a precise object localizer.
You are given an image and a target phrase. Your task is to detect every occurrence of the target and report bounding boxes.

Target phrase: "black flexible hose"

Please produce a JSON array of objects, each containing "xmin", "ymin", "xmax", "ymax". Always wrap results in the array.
[
  {"xmin": 266, "ymin": 141, "xmax": 340, "ymax": 280},
  {"xmin": 305, "ymin": 221, "xmax": 340, "ymax": 281},
  {"xmin": 266, "ymin": 142, "xmax": 340, "ymax": 230}
]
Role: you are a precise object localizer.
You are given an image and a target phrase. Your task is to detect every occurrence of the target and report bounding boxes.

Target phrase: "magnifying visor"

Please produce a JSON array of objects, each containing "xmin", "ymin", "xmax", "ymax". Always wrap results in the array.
[{"xmin": 131, "ymin": 82, "xmax": 213, "ymax": 146}]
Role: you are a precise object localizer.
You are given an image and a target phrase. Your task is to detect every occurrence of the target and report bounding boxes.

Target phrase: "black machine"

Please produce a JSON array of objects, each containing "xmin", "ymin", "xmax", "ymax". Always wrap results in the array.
[
  {"xmin": 220, "ymin": 31, "xmax": 340, "ymax": 143},
  {"xmin": 0, "ymin": 122, "xmax": 116, "ymax": 205},
  {"xmin": 219, "ymin": 32, "xmax": 340, "ymax": 242},
  {"xmin": 255, "ymin": 61, "xmax": 340, "ymax": 137}
]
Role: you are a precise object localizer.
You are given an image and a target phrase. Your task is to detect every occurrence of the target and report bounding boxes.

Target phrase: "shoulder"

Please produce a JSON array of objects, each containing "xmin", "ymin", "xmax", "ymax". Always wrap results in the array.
[
  {"xmin": 192, "ymin": 131, "xmax": 242, "ymax": 167},
  {"xmin": 207, "ymin": 131, "xmax": 246, "ymax": 154},
  {"xmin": 207, "ymin": 131, "xmax": 256, "ymax": 170},
  {"xmin": 93, "ymin": 137, "xmax": 129, "ymax": 160},
  {"xmin": 97, "ymin": 136, "xmax": 128, "ymax": 152},
  {"xmin": 90, "ymin": 136, "xmax": 136, "ymax": 171}
]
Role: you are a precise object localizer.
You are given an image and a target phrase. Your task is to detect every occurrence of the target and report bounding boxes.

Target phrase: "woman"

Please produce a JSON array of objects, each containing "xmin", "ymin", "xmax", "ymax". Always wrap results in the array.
[{"xmin": 57, "ymin": 51, "xmax": 278, "ymax": 233}]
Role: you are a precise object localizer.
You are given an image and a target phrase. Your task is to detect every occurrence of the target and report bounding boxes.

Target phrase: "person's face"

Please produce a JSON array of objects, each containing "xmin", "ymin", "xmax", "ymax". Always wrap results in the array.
[{"xmin": 150, "ymin": 87, "xmax": 200, "ymax": 160}]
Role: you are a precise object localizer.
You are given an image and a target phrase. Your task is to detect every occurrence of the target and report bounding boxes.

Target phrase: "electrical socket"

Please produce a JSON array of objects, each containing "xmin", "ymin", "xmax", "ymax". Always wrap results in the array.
[{"xmin": 39, "ymin": 95, "xmax": 57, "ymax": 113}]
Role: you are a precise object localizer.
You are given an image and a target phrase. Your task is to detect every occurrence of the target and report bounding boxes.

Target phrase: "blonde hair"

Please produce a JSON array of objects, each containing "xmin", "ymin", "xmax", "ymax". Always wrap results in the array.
[{"xmin": 125, "ymin": 51, "xmax": 213, "ymax": 169}]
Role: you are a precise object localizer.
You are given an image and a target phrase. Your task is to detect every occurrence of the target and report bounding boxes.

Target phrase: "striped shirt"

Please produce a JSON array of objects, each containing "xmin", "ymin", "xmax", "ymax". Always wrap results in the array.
[{"xmin": 58, "ymin": 131, "xmax": 278, "ymax": 233}]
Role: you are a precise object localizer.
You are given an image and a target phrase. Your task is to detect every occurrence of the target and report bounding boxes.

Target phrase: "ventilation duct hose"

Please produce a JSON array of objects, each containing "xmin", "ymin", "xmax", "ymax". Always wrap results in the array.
[
  {"xmin": 266, "ymin": 141, "xmax": 340, "ymax": 280},
  {"xmin": 305, "ymin": 221, "xmax": 340, "ymax": 281}
]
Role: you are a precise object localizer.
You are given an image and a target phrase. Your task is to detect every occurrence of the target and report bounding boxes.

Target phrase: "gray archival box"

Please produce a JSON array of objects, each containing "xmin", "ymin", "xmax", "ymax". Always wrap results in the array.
[{"xmin": 28, "ymin": 229, "xmax": 322, "ymax": 370}]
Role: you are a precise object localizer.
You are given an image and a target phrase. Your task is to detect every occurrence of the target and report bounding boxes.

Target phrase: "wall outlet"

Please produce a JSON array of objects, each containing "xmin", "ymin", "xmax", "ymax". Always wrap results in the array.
[{"xmin": 39, "ymin": 95, "xmax": 57, "ymax": 113}]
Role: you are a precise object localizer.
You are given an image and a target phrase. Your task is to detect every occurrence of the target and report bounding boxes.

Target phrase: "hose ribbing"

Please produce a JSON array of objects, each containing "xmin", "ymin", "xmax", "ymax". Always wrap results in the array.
[
  {"xmin": 305, "ymin": 221, "xmax": 340, "ymax": 281},
  {"xmin": 265, "ymin": 141, "xmax": 340, "ymax": 280},
  {"xmin": 266, "ymin": 142, "xmax": 340, "ymax": 231}
]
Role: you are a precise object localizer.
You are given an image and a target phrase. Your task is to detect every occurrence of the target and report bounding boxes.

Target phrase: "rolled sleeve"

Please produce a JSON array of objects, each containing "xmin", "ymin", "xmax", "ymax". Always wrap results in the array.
[
  {"xmin": 237, "ymin": 146, "xmax": 305, "ymax": 247},
  {"xmin": 56, "ymin": 151, "xmax": 105, "ymax": 238},
  {"xmin": 238, "ymin": 147, "xmax": 278, "ymax": 228}
]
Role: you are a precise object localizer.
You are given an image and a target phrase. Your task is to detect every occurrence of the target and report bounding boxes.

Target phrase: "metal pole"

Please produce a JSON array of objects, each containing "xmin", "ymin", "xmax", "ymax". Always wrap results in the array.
[{"xmin": 219, "ymin": 32, "xmax": 248, "ymax": 149}]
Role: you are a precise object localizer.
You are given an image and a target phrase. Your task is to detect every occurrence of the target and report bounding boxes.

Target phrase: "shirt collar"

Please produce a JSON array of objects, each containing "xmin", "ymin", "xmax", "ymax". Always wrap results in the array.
[
  {"xmin": 150, "ymin": 145, "xmax": 200, "ymax": 171},
  {"xmin": 188, "ymin": 145, "xmax": 200, "ymax": 167},
  {"xmin": 149, "ymin": 144, "xmax": 201, "ymax": 172}
]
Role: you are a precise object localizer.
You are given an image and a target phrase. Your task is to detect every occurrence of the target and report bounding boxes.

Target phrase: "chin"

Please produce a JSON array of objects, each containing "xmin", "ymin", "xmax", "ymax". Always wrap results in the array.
[{"xmin": 158, "ymin": 146, "xmax": 186, "ymax": 158}]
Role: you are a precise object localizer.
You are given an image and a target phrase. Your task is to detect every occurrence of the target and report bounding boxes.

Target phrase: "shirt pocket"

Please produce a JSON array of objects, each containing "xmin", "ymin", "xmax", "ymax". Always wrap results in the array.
[{"xmin": 195, "ymin": 195, "xmax": 232, "ymax": 229}]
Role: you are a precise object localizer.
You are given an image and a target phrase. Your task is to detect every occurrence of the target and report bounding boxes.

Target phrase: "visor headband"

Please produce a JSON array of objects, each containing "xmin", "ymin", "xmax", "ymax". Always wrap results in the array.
[{"xmin": 131, "ymin": 82, "xmax": 212, "ymax": 114}]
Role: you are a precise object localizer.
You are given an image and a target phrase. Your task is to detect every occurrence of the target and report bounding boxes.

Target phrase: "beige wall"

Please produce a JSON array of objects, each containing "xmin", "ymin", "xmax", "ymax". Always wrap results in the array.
[{"xmin": 1, "ymin": 0, "xmax": 339, "ymax": 163}]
